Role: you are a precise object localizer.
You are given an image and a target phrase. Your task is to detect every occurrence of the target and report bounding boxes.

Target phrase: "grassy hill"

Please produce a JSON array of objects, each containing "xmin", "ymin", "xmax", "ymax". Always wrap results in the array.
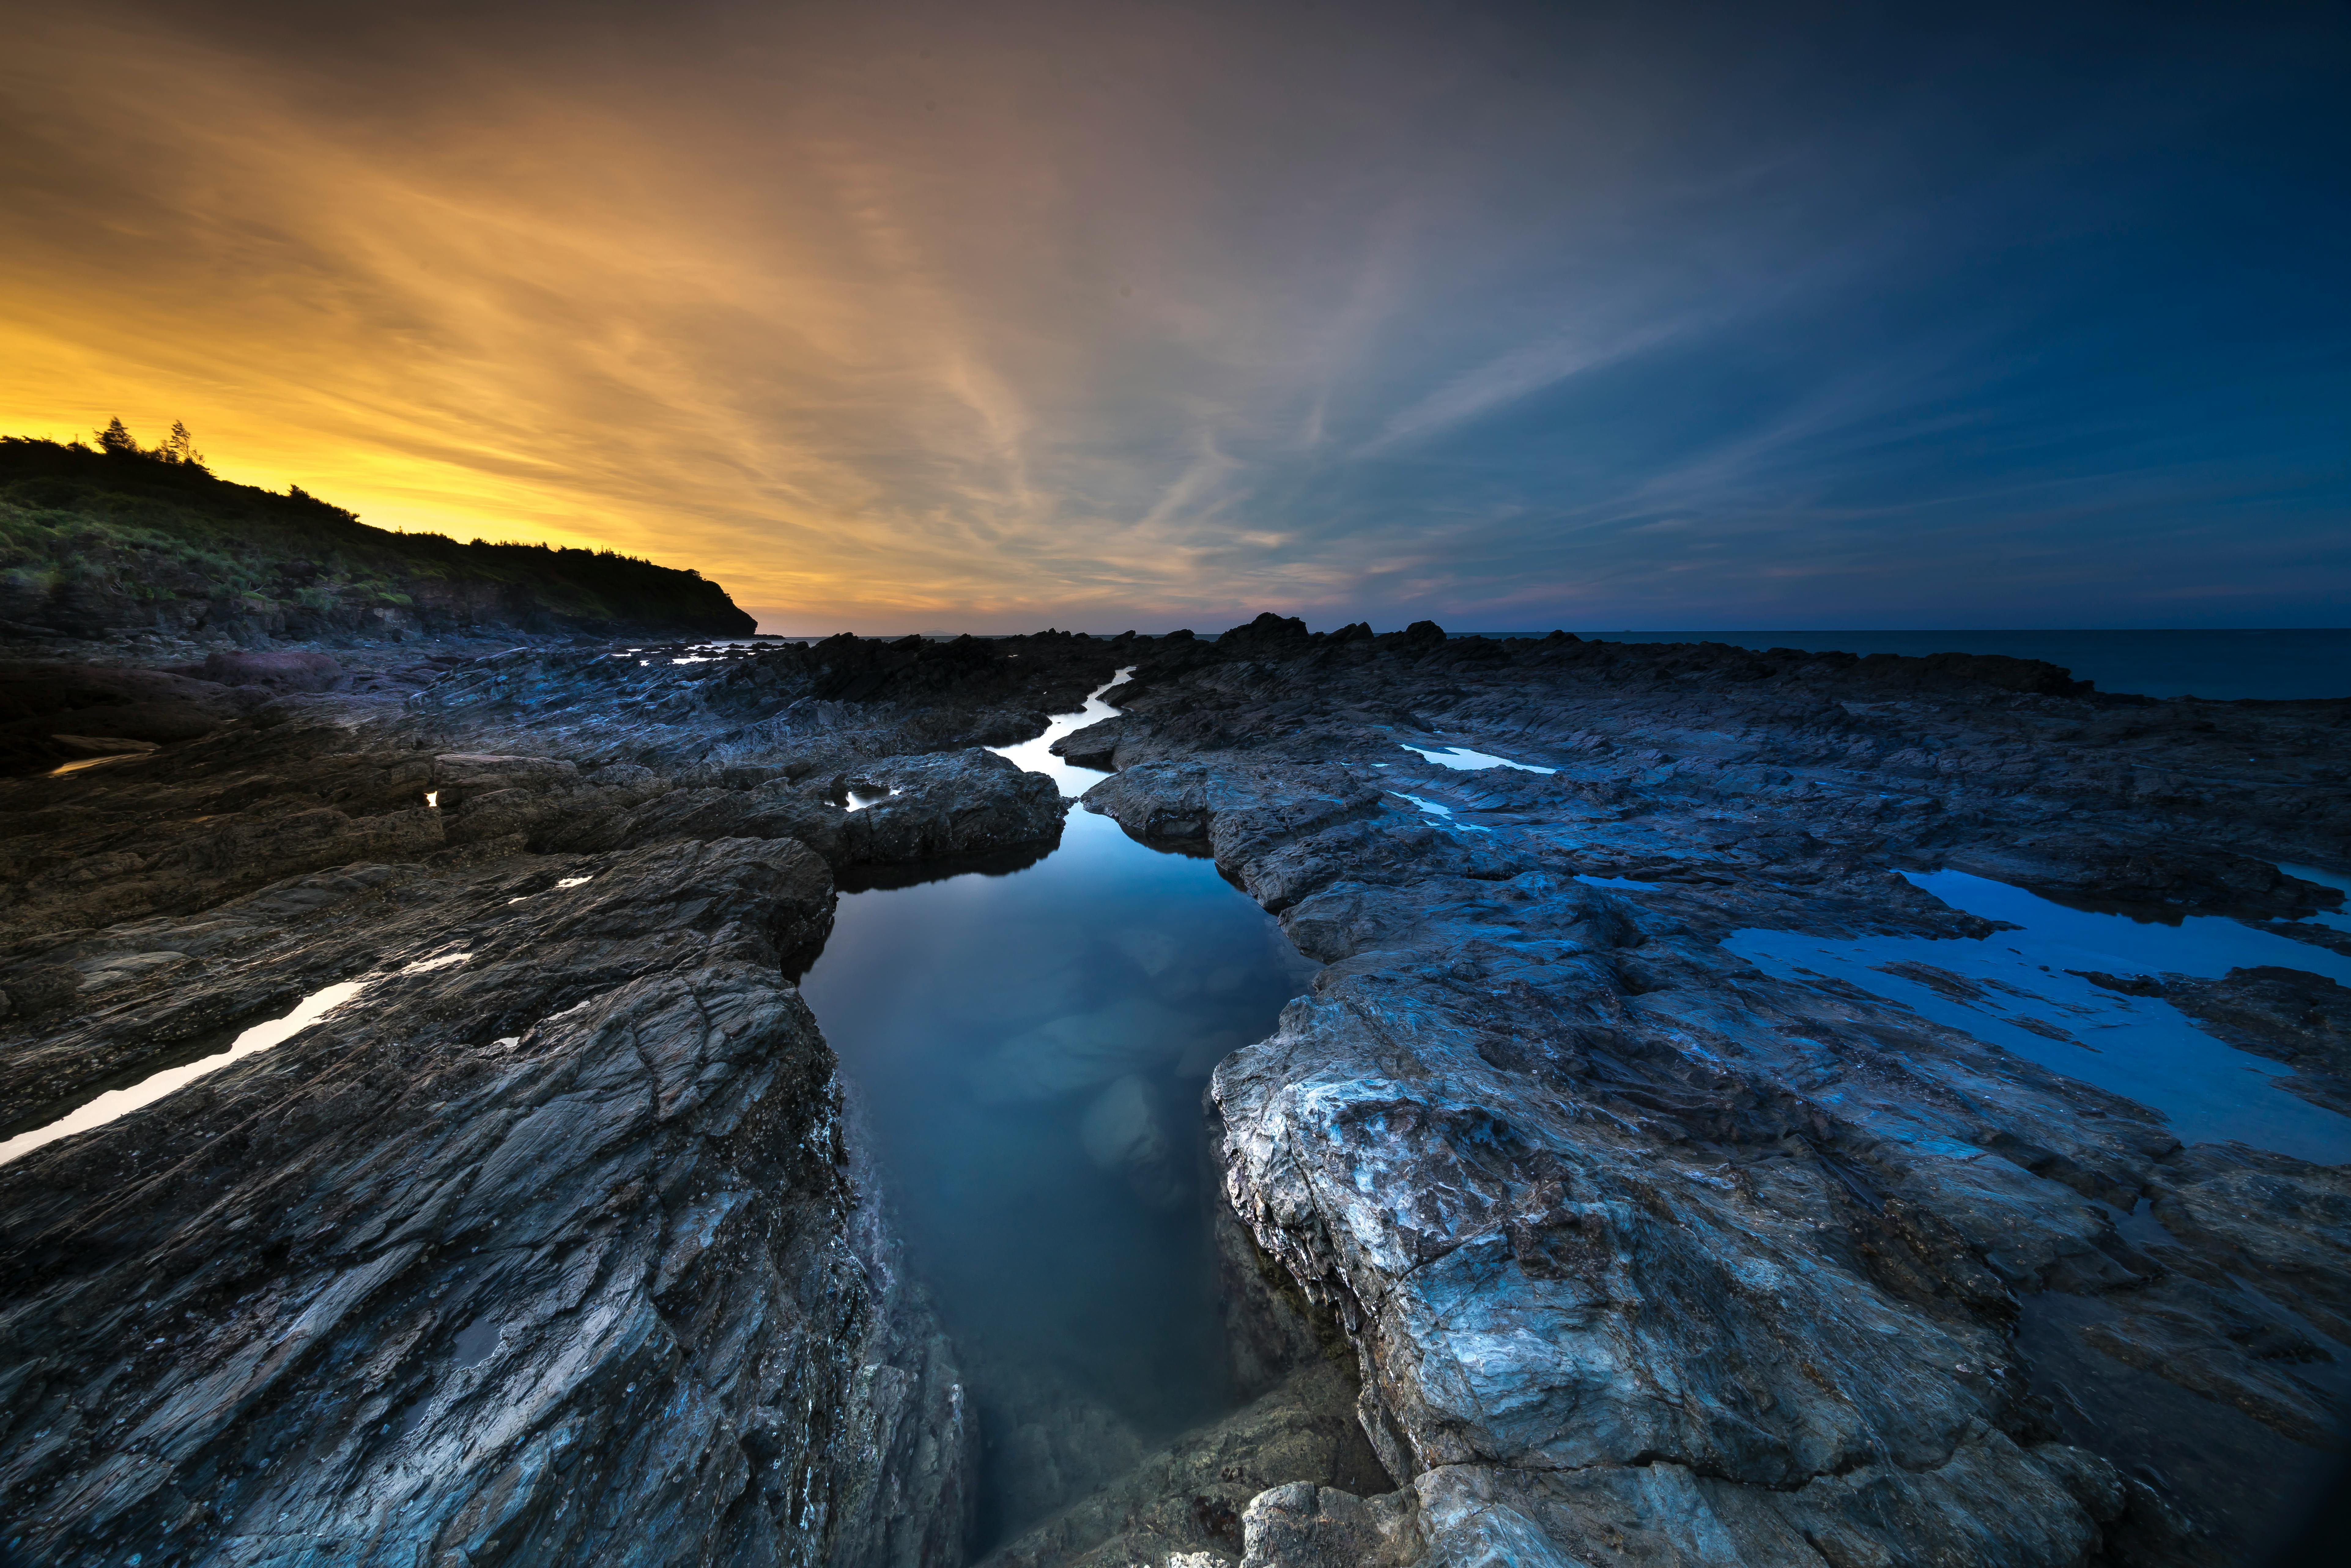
[{"xmin": 0, "ymin": 434, "xmax": 755, "ymax": 643}]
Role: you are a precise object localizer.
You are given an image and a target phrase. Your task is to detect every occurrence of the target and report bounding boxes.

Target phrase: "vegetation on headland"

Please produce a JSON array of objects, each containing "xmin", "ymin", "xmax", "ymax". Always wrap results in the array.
[{"xmin": 0, "ymin": 424, "xmax": 756, "ymax": 642}]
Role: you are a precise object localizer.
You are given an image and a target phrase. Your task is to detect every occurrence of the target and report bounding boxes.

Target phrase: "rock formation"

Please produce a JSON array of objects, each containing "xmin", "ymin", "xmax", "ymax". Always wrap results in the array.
[
  {"xmin": 0, "ymin": 631, "xmax": 1113, "ymax": 1566},
  {"xmin": 1083, "ymin": 616, "xmax": 2349, "ymax": 1568},
  {"xmin": 2, "ymin": 615, "xmax": 2345, "ymax": 1567}
]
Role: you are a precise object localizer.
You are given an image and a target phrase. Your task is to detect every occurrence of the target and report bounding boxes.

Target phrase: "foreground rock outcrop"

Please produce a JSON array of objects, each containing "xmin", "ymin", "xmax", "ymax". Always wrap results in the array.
[
  {"xmin": 0, "ymin": 630, "xmax": 1120, "ymax": 1565},
  {"xmin": 1079, "ymin": 617, "xmax": 2351, "ymax": 1568},
  {"xmin": 0, "ymin": 839, "xmax": 976, "ymax": 1564},
  {"xmin": 2, "ymin": 616, "xmax": 2345, "ymax": 1567}
]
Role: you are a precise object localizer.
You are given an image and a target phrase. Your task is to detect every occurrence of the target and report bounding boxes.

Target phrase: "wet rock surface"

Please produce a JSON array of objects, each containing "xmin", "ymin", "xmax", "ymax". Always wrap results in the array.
[
  {"xmin": 0, "ymin": 630, "xmax": 1117, "ymax": 1565},
  {"xmin": 3, "ymin": 616, "xmax": 2347, "ymax": 1567},
  {"xmin": 1081, "ymin": 618, "xmax": 2350, "ymax": 1567},
  {"xmin": 2083, "ymin": 966, "xmax": 2351, "ymax": 1115}
]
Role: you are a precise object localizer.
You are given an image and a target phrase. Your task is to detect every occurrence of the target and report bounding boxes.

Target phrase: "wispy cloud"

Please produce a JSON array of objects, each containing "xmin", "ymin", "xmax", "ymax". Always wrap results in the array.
[
  {"xmin": 1359, "ymin": 315, "xmax": 1694, "ymax": 456},
  {"xmin": 3, "ymin": 0, "xmax": 2343, "ymax": 631}
]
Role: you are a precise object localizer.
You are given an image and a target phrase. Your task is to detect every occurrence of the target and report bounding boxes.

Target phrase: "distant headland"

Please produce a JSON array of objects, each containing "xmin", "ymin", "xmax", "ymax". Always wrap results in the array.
[{"xmin": 0, "ymin": 425, "xmax": 755, "ymax": 646}]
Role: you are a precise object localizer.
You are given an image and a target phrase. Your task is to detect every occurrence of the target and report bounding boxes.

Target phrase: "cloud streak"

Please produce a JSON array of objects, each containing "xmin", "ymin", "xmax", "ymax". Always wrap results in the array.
[{"xmin": 2, "ymin": 0, "xmax": 2344, "ymax": 631}]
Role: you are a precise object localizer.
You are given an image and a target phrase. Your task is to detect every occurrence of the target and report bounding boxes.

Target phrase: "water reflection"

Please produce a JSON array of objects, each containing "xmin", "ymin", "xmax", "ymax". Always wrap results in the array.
[
  {"xmin": 798, "ymin": 667, "xmax": 1312, "ymax": 1543},
  {"xmin": 1727, "ymin": 869, "xmax": 2351, "ymax": 1162},
  {"xmin": 987, "ymin": 666, "xmax": 1132, "ymax": 795},
  {"xmin": 1399, "ymin": 742, "xmax": 1556, "ymax": 774},
  {"xmin": 2280, "ymin": 861, "xmax": 2351, "ymax": 936},
  {"xmin": 800, "ymin": 815, "xmax": 1312, "ymax": 1506},
  {"xmin": 0, "ymin": 979, "xmax": 369, "ymax": 1166}
]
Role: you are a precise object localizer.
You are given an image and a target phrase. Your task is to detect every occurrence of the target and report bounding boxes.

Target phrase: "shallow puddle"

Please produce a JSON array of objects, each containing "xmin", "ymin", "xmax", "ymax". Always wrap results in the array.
[
  {"xmin": 0, "ymin": 979, "xmax": 369, "ymax": 1167},
  {"xmin": 1727, "ymin": 870, "xmax": 2351, "ymax": 1162},
  {"xmin": 798, "ymin": 668, "xmax": 1311, "ymax": 1544},
  {"xmin": 1395, "ymin": 792, "xmax": 1491, "ymax": 832},
  {"xmin": 1398, "ymin": 742, "xmax": 1555, "ymax": 773}
]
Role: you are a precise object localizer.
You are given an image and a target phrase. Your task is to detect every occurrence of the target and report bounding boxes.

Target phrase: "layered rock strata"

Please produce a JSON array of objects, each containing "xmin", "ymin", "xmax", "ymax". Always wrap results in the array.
[
  {"xmin": 1073, "ymin": 616, "xmax": 2351, "ymax": 1568},
  {"xmin": 0, "ymin": 630, "xmax": 1119, "ymax": 1566},
  {"xmin": 4, "ymin": 618, "xmax": 2347, "ymax": 1568}
]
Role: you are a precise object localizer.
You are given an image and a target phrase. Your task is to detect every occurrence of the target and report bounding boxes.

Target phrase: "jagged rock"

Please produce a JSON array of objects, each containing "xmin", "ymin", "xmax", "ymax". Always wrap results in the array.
[
  {"xmin": 1077, "ymin": 625, "xmax": 2351, "ymax": 1567},
  {"xmin": 0, "ymin": 628, "xmax": 1131, "ymax": 1566},
  {"xmin": 200, "ymin": 650, "xmax": 347, "ymax": 692},
  {"xmin": 1239, "ymin": 1480, "xmax": 1419, "ymax": 1568},
  {"xmin": 1048, "ymin": 718, "xmax": 1124, "ymax": 771},
  {"xmin": 0, "ymin": 836, "xmax": 978, "ymax": 1565},
  {"xmin": 7, "ymin": 619, "xmax": 2348, "ymax": 1568},
  {"xmin": 838, "ymin": 749, "xmax": 1069, "ymax": 866},
  {"xmin": 430, "ymin": 751, "xmax": 578, "ymax": 806}
]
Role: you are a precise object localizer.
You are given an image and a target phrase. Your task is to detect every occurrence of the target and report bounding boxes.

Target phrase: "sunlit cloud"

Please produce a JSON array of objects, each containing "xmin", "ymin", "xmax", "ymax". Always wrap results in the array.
[{"xmin": 2, "ymin": 1, "xmax": 2345, "ymax": 632}]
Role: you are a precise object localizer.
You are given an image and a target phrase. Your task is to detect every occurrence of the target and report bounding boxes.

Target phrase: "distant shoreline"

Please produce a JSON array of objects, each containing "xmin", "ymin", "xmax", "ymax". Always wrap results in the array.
[{"xmin": 745, "ymin": 627, "xmax": 2351, "ymax": 703}]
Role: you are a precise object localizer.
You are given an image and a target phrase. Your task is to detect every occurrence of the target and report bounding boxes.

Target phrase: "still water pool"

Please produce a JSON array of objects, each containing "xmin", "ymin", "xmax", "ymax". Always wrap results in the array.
[
  {"xmin": 796, "ymin": 680, "xmax": 1313, "ymax": 1541},
  {"xmin": 1728, "ymin": 870, "xmax": 2351, "ymax": 1163}
]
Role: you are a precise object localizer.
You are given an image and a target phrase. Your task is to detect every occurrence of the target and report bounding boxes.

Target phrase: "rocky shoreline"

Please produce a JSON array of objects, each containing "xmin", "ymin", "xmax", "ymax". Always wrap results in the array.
[{"xmin": 2, "ymin": 620, "xmax": 2346, "ymax": 1566}]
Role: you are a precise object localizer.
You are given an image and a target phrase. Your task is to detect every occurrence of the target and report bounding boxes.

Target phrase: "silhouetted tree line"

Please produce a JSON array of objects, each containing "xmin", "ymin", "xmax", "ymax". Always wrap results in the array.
[{"xmin": 91, "ymin": 416, "xmax": 206, "ymax": 469}]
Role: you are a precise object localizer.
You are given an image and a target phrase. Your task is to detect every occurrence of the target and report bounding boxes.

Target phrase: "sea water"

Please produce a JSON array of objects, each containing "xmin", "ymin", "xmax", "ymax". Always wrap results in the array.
[{"xmin": 1547, "ymin": 629, "xmax": 2350, "ymax": 702}]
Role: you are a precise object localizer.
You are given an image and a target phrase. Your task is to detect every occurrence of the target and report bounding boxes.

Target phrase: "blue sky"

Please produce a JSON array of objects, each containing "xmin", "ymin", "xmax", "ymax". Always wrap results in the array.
[{"xmin": 7, "ymin": 0, "xmax": 2345, "ymax": 629}]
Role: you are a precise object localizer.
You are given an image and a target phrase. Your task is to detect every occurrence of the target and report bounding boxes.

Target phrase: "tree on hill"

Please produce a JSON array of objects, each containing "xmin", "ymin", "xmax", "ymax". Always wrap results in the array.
[
  {"xmin": 90, "ymin": 417, "xmax": 207, "ymax": 468},
  {"xmin": 161, "ymin": 420, "xmax": 206, "ymax": 468}
]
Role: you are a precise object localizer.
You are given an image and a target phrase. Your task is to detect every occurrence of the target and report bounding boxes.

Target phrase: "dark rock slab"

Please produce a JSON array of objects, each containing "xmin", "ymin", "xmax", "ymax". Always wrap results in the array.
[
  {"xmin": 0, "ymin": 661, "xmax": 264, "ymax": 774},
  {"xmin": 0, "ymin": 632, "xmax": 1146, "ymax": 1566},
  {"xmin": 9, "ymin": 618, "xmax": 2349, "ymax": 1567},
  {"xmin": 199, "ymin": 650, "xmax": 347, "ymax": 692},
  {"xmin": 1047, "ymin": 717, "xmax": 1124, "ymax": 771},
  {"xmin": 0, "ymin": 837, "xmax": 973, "ymax": 1565}
]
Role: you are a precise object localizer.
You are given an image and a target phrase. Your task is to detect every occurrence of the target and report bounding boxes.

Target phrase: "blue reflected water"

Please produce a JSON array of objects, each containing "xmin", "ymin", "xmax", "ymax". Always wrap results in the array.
[
  {"xmin": 2279, "ymin": 861, "xmax": 2351, "ymax": 936},
  {"xmin": 798, "ymin": 769, "xmax": 1312, "ymax": 1513},
  {"xmin": 1727, "ymin": 870, "xmax": 2351, "ymax": 1162}
]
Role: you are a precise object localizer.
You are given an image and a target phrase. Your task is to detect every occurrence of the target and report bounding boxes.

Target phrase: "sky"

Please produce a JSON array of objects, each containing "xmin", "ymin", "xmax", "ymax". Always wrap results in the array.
[{"xmin": 2, "ymin": 0, "xmax": 2345, "ymax": 634}]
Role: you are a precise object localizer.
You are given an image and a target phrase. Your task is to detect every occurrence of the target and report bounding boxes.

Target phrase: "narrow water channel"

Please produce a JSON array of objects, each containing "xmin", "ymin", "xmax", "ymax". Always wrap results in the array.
[{"xmin": 797, "ymin": 675, "xmax": 1313, "ymax": 1545}]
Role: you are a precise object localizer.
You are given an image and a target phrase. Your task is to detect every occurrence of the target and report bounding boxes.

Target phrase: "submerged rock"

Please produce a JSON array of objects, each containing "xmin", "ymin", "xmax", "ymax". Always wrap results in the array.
[
  {"xmin": 979, "ymin": 1363, "xmax": 1388, "ymax": 1568},
  {"xmin": 973, "ymin": 997, "xmax": 1197, "ymax": 1104},
  {"xmin": 1079, "ymin": 1074, "xmax": 1187, "ymax": 1210}
]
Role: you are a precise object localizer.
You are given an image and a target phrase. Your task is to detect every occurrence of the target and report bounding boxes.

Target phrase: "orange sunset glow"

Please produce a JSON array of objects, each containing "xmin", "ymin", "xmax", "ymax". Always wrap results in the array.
[{"xmin": 6, "ymin": 0, "xmax": 2345, "ymax": 631}]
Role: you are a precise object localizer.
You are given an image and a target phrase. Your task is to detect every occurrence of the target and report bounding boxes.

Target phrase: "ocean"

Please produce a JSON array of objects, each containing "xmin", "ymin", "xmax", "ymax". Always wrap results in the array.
[
  {"xmin": 755, "ymin": 627, "xmax": 2351, "ymax": 703},
  {"xmin": 1524, "ymin": 629, "xmax": 2351, "ymax": 702}
]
